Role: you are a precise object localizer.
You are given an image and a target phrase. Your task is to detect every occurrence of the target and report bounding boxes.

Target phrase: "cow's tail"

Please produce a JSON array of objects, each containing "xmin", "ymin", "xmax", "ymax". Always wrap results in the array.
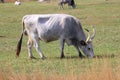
[{"xmin": 16, "ymin": 21, "xmax": 25, "ymax": 57}]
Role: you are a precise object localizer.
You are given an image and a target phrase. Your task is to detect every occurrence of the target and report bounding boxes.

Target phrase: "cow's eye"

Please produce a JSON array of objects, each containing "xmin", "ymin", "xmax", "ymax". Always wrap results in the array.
[{"xmin": 88, "ymin": 48, "xmax": 91, "ymax": 50}]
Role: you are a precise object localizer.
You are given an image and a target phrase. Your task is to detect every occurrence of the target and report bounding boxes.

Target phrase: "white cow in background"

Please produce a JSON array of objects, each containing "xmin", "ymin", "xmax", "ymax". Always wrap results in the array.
[
  {"xmin": 38, "ymin": 0, "xmax": 50, "ymax": 2},
  {"xmin": 14, "ymin": 0, "xmax": 21, "ymax": 5},
  {"xmin": 16, "ymin": 14, "xmax": 96, "ymax": 59}
]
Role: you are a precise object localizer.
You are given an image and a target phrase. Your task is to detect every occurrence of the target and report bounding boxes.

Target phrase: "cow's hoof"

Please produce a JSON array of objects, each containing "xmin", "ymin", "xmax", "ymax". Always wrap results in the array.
[
  {"xmin": 79, "ymin": 55, "xmax": 84, "ymax": 58},
  {"xmin": 41, "ymin": 56, "xmax": 46, "ymax": 60},
  {"xmin": 29, "ymin": 56, "xmax": 36, "ymax": 59},
  {"xmin": 60, "ymin": 55, "xmax": 65, "ymax": 59}
]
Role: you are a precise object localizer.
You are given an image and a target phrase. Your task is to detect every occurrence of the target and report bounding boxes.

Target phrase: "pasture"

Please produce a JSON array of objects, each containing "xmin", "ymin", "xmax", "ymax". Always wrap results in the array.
[{"xmin": 0, "ymin": 0, "xmax": 120, "ymax": 80}]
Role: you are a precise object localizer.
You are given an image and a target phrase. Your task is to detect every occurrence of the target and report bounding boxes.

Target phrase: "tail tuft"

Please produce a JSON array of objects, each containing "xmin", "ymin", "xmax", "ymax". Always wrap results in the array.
[{"xmin": 16, "ymin": 33, "xmax": 23, "ymax": 57}]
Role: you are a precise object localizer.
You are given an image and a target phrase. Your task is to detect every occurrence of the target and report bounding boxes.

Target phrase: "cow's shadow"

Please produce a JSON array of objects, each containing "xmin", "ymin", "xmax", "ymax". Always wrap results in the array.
[
  {"xmin": 31, "ymin": 54, "xmax": 116, "ymax": 60},
  {"xmin": 52, "ymin": 54, "xmax": 116, "ymax": 60},
  {"xmin": 93, "ymin": 54, "xmax": 116, "ymax": 59},
  {"xmin": 53, "ymin": 56, "xmax": 81, "ymax": 60}
]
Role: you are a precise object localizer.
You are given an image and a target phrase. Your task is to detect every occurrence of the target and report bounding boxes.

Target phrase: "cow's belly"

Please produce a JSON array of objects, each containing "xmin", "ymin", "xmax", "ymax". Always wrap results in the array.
[
  {"xmin": 37, "ymin": 21, "xmax": 62, "ymax": 42},
  {"xmin": 38, "ymin": 29, "xmax": 61, "ymax": 42}
]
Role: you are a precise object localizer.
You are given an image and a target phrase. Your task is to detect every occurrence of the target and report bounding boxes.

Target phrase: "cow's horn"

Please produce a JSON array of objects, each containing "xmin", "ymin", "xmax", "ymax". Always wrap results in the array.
[
  {"xmin": 90, "ymin": 26, "xmax": 96, "ymax": 40},
  {"xmin": 85, "ymin": 28, "xmax": 91, "ymax": 43}
]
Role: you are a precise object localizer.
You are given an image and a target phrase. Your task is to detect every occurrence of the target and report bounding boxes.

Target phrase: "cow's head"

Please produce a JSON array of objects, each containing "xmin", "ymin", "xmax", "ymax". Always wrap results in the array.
[
  {"xmin": 72, "ymin": 4, "xmax": 76, "ymax": 8},
  {"xmin": 80, "ymin": 26, "xmax": 96, "ymax": 58},
  {"xmin": 70, "ymin": 0, "xmax": 76, "ymax": 8}
]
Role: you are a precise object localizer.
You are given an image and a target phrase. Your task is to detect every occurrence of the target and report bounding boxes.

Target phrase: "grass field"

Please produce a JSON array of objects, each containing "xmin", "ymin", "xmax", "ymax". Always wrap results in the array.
[{"xmin": 0, "ymin": 0, "xmax": 120, "ymax": 80}]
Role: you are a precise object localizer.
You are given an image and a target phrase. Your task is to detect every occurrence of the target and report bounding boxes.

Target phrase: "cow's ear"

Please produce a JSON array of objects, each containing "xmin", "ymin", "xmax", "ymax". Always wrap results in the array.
[{"xmin": 80, "ymin": 40, "xmax": 87, "ymax": 46}]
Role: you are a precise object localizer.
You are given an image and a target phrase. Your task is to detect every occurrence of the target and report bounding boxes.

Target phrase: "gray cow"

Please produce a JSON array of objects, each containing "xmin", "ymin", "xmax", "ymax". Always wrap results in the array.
[
  {"xmin": 16, "ymin": 14, "xmax": 95, "ymax": 59},
  {"xmin": 58, "ymin": 0, "xmax": 76, "ymax": 9}
]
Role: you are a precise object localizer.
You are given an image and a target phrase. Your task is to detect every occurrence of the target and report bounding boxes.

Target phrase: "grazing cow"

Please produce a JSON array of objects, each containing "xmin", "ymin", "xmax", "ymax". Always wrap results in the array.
[
  {"xmin": 16, "ymin": 14, "xmax": 95, "ymax": 59},
  {"xmin": 58, "ymin": 0, "xmax": 76, "ymax": 9}
]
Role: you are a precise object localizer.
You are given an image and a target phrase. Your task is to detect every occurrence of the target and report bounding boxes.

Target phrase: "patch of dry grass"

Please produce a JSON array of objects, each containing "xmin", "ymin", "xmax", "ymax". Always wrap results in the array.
[{"xmin": 0, "ymin": 59, "xmax": 120, "ymax": 80}]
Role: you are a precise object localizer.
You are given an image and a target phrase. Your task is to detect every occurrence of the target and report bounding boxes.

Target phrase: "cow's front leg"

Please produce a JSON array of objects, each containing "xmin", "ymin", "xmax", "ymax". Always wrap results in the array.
[
  {"xmin": 74, "ymin": 46, "xmax": 84, "ymax": 58},
  {"xmin": 60, "ymin": 39, "xmax": 65, "ymax": 59}
]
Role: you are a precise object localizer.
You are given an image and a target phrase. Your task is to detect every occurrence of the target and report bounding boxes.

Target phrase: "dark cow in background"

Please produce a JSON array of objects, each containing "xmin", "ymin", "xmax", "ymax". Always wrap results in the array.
[
  {"xmin": 0, "ymin": 0, "xmax": 4, "ymax": 3},
  {"xmin": 58, "ymin": 0, "xmax": 76, "ymax": 9}
]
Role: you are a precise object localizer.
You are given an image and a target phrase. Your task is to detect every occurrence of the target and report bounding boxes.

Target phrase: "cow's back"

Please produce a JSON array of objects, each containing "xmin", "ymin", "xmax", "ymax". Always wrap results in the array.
[
  {"xmin": 37, "ymin": 14, "xmax": 69, "ymax": 42},
  {"xmin": 22, "ymin": 14, "xmax": 85, "ymax": 42}
]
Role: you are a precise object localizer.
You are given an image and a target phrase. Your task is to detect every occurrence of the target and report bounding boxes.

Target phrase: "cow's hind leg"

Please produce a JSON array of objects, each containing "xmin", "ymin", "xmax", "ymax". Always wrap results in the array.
[
  {"xmin": 58, "ymin": 2, "xmax": 64, "ymax": 9},
  {"xmin": 27, "ymin": 38, "xmax": 36, "ymax": 59},
  {"xmin": 60, "ymin": 39, "xmax": 65, "ymax": 58},
  {"xmin": 32, "ymin": 34, "xmax": 45, "ymax": 60}
]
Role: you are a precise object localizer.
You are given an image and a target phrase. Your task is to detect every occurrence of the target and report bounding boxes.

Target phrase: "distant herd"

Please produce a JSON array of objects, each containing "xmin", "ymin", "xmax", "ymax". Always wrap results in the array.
[
  {"xmin": 14, "ymin": 0, "xmax": 76, "ymax": 9},
  {"xmin": 1, "ymin": 0, "xmax": 76, "ymax": 9}
]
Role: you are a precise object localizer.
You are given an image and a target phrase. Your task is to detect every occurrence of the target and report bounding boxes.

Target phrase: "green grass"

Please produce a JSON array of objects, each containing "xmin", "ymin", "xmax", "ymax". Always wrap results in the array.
[{"xmin": 0, "ymin": 0, "xmax": 120, "ymax": 79}]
